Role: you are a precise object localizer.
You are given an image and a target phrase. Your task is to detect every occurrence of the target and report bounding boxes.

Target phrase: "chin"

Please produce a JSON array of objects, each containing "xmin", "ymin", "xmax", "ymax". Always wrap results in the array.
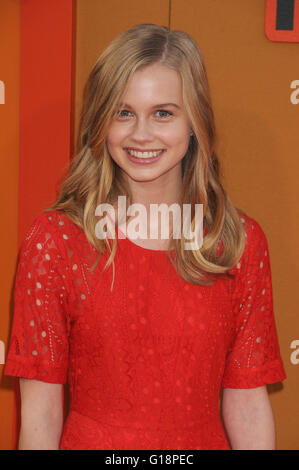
[{"xmin": 127, "ymin": 171, "xmax": 163, "ymax": 183}]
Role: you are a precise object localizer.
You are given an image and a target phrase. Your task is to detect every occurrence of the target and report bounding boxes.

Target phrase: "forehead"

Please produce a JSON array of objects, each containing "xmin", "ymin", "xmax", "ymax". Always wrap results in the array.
[{"xmin": 121, "ymin": 63, "xmax": 183, "ymax": 106}]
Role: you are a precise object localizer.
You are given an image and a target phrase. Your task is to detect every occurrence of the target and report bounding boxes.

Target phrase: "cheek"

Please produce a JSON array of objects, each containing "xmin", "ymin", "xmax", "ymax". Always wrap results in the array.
[
  {"xmin": 163, "ymin": 127, "xmax": 190, "ymax": 149},
  {"xmin": 106, "ymin": 132, "xmax": 119, "ymax": 161},
  {"xmin": 161, "ymin": 120, "xmax": 190, "ymax": 142},
  {"xmin": 106, "ymin": 125, "xmax": 128, "ymax": 148}
]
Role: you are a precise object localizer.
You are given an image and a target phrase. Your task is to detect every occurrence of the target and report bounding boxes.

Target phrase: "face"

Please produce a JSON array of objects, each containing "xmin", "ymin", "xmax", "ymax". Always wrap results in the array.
[{"xmin": 106, "ymin": 63, "xmax": 192, "ymax": 190}]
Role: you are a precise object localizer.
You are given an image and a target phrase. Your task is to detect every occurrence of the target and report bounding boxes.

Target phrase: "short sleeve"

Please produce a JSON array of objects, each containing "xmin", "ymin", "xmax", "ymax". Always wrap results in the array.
[
  {"xmin": 221, "ymin": 216, "xmax": 287, "ymax": 389},
  {"xmin": 4, "ymin": 214, "xmax": 70, "ymax": 384}
]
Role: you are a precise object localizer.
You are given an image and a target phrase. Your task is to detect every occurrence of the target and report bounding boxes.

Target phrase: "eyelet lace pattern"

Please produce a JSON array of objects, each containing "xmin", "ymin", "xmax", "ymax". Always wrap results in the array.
[{"xmin": 4, "ymin": 209, "xmax": 286, "ymax": 450}]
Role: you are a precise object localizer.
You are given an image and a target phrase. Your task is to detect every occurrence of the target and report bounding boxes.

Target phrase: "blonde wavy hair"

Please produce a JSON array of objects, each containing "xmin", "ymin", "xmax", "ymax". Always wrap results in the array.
[{"xmin": 45, "ymin": 23, "xmax": 246, "ymax": 291}]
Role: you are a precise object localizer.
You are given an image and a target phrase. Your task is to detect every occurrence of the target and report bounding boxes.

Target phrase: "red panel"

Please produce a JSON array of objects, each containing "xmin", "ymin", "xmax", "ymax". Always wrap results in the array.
[
  {"xmin": 19, "ymin": 0, "xmax": 75, "ymax": 236},
  {"xmin": 13, "ymin": 0, "xmax": 75, "ymax": 450},
  {"xmin": 265, "ymin": 0, "xmax": 299, "ymax": 42}
]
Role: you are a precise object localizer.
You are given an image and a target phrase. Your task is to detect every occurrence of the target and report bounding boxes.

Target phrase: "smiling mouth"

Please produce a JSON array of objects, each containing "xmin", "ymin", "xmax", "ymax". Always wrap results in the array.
[{"xmin": 125, "ymin": 148, "xmax": 166, "ymax": 159}]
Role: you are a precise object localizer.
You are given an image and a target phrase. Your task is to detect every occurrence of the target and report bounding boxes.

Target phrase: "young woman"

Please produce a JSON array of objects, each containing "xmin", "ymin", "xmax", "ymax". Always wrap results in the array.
[{"xmin": 5, "ymin": 23, "xmax": 286, "ymax": 450}]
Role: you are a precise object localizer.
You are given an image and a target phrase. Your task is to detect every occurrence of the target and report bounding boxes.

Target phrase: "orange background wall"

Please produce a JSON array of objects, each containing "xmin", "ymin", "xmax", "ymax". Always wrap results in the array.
[
  {"xmin": 1, "ymin": 0, "xmax": 298, "ymax": 449},
  {"xmin": 0, "ymin": 0, "xmax": 20, "ymax": 450}
]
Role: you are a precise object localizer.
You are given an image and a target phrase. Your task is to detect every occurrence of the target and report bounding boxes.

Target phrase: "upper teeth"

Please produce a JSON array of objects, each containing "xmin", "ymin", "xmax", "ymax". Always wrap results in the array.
[{"xmin": 127, "ymin": 149, "xmax": 164, "ymax": 158}]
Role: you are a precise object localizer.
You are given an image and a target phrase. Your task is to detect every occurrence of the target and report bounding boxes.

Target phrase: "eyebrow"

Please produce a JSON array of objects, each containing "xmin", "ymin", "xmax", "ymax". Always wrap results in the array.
[{"xmin": 119, "ymin": 102, "xmax": 181, "ymax": 110}]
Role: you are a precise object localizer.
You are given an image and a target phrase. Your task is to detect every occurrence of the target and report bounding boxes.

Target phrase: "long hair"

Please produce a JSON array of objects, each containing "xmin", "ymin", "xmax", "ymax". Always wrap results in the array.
[{"xmin": 44, "ymin": 23, "xmax": 246, "ymax": 291}]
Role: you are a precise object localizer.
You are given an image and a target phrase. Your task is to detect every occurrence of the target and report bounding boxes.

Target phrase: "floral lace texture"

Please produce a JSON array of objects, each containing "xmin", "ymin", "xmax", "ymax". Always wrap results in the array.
[{"xmin": 4, "ymin": 209, "xmax": 286, "ymax": 450}]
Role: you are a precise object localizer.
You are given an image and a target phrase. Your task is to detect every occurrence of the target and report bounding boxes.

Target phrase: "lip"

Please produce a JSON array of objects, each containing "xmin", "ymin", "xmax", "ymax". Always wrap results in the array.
[
  {"xmin": 124, "ymin": 148, "xmax": 166, "ymax": 165},
  {"xmin": 124, "ymin": 147, "xmax": 166, "ymax": 152}
]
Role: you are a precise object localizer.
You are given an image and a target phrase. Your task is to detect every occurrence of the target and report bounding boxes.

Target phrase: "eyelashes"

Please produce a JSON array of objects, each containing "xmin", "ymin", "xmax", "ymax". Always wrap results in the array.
[{"xmin": 117, "ymin": 109, "xmax": 173, "ymax": 120}]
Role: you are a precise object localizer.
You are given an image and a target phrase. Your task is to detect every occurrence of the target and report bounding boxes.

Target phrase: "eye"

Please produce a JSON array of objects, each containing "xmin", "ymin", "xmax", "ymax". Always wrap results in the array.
[
  {"xmin": 156, "ymin": 110, "xmax": 173, "ymax": 119},
  {"xmin": 117, "ymin": 109, "xmax": 132, "ymax": 119},
  {"xmin": 116, "ymin": 109, "xmax": 173, "ymax": 120}
]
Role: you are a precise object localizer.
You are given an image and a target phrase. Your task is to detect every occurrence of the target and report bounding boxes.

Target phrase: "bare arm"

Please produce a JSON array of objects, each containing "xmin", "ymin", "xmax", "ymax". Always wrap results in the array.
[
  {"xmin": 18, "ymin": 378, "xmax": 64, "ymax": 450},
  {"xmin": 222, "ymin": 385, "xmax": 276, "ymax": 450}
]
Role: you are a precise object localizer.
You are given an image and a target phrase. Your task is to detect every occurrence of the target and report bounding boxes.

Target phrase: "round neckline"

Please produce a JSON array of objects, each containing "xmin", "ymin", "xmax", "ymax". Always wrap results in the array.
[
  {"xmin": 122, "ymin": 233, "xmax": 175, "ymax": 253},
  {"xmin": 54, "ymin": 210, "xmax": 175, "ymax": 253}
]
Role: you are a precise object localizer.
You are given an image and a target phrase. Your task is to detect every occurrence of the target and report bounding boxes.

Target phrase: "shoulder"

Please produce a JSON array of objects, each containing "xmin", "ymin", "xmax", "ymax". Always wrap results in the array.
[
  {"xmin": 26, "ymin": 209, "xmax": 82, "ymax": 239},
  {"xmin": 235, "ymin": 207, "xmax": 270, "ymax": 254},
  {"xmin": 230, "ymin": 208, "xmax": 272, "ymax": 280},
  {"xmin": 21, "ymin": 210, "xmax": 82, "ymax": 258},
  {"xmin": 28, "ymin": 209, "xmax": 75, "ymax": 231}
]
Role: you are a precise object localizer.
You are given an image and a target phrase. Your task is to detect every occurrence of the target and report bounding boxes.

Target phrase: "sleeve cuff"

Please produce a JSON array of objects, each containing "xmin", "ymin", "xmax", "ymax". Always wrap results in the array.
[
  {"xmin": 221, "ymin": 358, "xmax": 287, "ymax": 389},
  {"xmin": 4, "ymin": 354, "xmax": 68, "ymax": 384}
]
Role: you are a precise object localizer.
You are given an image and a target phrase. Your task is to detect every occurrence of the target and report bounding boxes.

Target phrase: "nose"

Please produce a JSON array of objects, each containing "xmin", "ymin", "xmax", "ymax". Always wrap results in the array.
[{"xmin": 131, "ymin": 117, "xmax": 154, "ymax": 142}]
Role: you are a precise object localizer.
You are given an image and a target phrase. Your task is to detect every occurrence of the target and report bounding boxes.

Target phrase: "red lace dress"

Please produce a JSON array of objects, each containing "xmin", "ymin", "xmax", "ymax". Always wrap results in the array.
[{"xmin": 4, "ymin": 209, "xmax": 286, "ymax": 450}]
